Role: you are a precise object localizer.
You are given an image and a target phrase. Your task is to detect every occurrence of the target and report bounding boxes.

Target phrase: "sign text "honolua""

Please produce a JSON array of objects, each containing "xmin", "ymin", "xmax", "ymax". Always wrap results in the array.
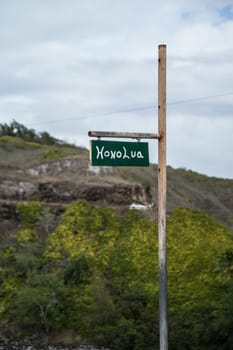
[{"xmin": 90, "ymin": 140, "xmax": 149, "ymax": 167}]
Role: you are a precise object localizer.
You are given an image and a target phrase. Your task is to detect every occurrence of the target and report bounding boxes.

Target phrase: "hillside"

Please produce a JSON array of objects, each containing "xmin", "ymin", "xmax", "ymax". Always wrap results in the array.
[
  {"xmin": 1, "ymin": 201, "xmax": 233, "ymax": 350},
  {"xmin": 0, "ymin": 132, "xmax": 233, "ymax": 229},
  {"xmin": 1, "ymin": 124, "xmax": 233, "ymax": 349}
]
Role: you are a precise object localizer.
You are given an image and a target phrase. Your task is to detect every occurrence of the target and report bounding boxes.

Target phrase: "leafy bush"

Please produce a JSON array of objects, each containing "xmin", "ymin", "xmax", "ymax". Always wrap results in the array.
[
  {"xmin": 1, "ymin": 202, "xmax": 233, "ymax": 349},
  {"xmin": 16, "ymin": 202, "xmax": 41, "ymax": 243},
  {"xmin": 113, "ymin": 319, "xmax": 144, "ymax": 350},
  {"xmin": 9, "ymin": 274, "xmax": 68, "ymax": 333},
  {"xmin": 64, "ymin": 254, "xmax": 94, "ymax": 286},
  {"xmin": 0, "ymin": 120, "xmax": 57, "ymax": 145},
  {"xmin": 16, "ymin": 201, "xmax": 41, "ymax": 228}
]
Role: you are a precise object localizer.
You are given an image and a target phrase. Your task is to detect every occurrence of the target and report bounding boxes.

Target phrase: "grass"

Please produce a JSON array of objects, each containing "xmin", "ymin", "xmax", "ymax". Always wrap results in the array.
[
  {"xmin": 41, "ymin": 145, "xmax": 88, "ymax": 161},
  {"xmin": 176, "ymin": 167, "xmax": 233, "ymax": 186},
  {"xmin": 118, "ymin": 167, "xmax": 150, "ymax": 187},
  {"xmin": 0, "ymin": 136, "xmax": 41, "ymax": 151},
  {"xmin": 118, "ymin": 166, "xmax": 155, "ymax": 200},
  {"xmin": 42, "ymin": 147, "xmax": 78, "ymax": 160},
  {"xmin": 0, "ymin": 135, "xmax": 89, "ymax": 162}
]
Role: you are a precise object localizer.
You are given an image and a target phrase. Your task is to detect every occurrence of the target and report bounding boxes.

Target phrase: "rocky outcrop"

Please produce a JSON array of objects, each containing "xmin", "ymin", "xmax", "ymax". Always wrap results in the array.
[
  {"xmin": 0, "ymin": 337, "xmax": 110, "ymax": 350},
  {"xmin": 0, "ymin": 180, "xmax": 37, "ymax": 201},
  {"xmin": 0, "ymin": 156, "xmax": 147, "ymax": 205},
  {"xmin": 37, "ymin": 182, "xmax": 145, "ymax": 204},
  {"xmin": 0, "ymin": 179, "xmax": 146, "ymax": 205},
  {"xmin": 16, "ymin": 157, "xmax": 115, "ymax": 177},
  {"xmin": 0, "ymin": 200, "xmax": 20, "ymax": 221}
]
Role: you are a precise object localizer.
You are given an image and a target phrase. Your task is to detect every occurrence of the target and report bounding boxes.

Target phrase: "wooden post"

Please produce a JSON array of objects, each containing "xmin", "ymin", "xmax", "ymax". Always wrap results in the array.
[
  {"xmin": 158, "ymin": 44, "xmax": 168, "ymax": 350},
  {"xmin": 88, "ymin": 45, "xmax": 168, "ymax": 349}
]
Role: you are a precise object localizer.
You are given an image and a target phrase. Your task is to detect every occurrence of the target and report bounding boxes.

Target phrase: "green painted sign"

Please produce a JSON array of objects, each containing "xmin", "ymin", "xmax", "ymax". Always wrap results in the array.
[{"xmin": 90, "ymin": 140, "xmax": 149, "ymax": 166}]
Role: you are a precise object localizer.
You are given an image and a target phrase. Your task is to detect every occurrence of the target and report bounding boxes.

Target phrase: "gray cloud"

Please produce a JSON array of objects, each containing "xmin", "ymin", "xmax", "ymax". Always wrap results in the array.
[{"xmin": 0, "ymin": 0, "xmax": 233, "ymax": 178}]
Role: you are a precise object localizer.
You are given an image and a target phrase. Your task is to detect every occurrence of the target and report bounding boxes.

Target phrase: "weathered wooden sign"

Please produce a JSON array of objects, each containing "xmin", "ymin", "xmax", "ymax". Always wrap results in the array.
[{"xmin": 90, "ymin": 140, "xmax": 149, "ymax": 166}]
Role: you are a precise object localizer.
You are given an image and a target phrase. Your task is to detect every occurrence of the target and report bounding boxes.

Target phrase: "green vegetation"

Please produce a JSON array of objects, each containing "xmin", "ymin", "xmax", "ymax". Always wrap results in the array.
[
  {"xmin": 0, "ymin": 120, "xmax": 63, "ymax": 146},
  {"xmin": 1, "ymin": 201, "xmax": 233, "ymax": 349},
  {"xmin": 0, "ymin": 135, "xmax": 42, "ymax": 150},
  {"xmin": 118, "ymin": 166, "xmax": 155, "ymax": 200},
  {"xmin": 16, "ymin": 201, "xmax": 41, "ymax": 243},
  {"xmin": 0, "ymin": 120, "xmax": 88, "ymax": 161},
  {"xmin": 175, "ymin": 166, "xmax": 233, "ymax": 185},
  {"xmin": 42, "ymin": 146, "xmax": 79, "ymax": 160},
  {"xmin": 119, "ymin": 166, "xmax": 154, "ymax": 188}
]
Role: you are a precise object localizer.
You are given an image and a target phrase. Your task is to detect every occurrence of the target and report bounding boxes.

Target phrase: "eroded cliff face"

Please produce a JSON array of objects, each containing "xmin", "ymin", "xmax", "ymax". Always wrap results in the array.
[
  {"xmin": 0, "ymin": 156, "xmax": 147, "ymax": 205},
  {"xmin": 0, "ymin": 180, "xmax": 145, "ymax": 204},
  {"xmin": 2, "ymin": 148, "xmax": 233, "ymax": 229}
]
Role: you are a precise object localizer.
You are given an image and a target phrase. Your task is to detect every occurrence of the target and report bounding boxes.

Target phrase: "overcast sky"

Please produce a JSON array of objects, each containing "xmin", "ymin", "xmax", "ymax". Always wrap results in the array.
[{"xmin": 0, "ymin": 0, "xmax": 233, "ymax": 178}]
